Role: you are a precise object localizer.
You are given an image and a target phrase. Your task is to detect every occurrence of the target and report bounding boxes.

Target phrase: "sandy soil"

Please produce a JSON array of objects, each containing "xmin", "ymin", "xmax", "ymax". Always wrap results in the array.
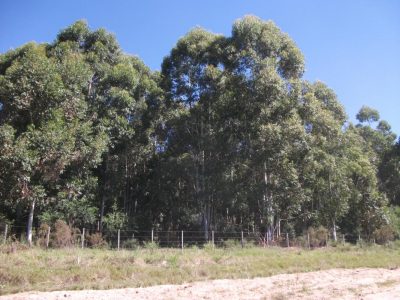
[{"xmin": 1, "ymin": 268, "xmax": 400, "ymax": 300}]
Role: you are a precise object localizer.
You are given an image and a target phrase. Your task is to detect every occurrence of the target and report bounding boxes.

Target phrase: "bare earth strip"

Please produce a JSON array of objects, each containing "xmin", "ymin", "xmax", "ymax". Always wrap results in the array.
[{"xmin": 1, "ymin": 268, "xmax": 400, "ymax": 300}]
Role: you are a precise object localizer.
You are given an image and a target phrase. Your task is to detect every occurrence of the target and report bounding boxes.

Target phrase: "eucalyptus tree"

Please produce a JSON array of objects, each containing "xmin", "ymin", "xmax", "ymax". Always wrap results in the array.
[
  {"xmin": 49, "ymin": 21, "xmax": 165, "ymax": 231},
  {"xmin": 341, "ymin": 126, "xmax": 388, "ymax": 237},
  {"xmin": 217, "ymin": 16, "xmax": 306, "ymax": 239},
  {"xmin": 0, "ymin": 20, "xmax": 163, "ymax": 241},
  {"xmin": 354, "ymin": 106, "xmax": 397, "ymax": 208},
  {"xmin": 0, "ymin": 42, "xmax": 107, "ymax": 243},
  {"xmin": 161, "ymin": 28, "xmax": 225, "ymax": 238},
  {"xmin": 379, "ymin": 138, "xmax": 400, "ymax": 205},
  {"xmin": 161, "ymin": 16, "xmax": 314, "ymax": 240},
  {"xmin": 297, "ymin": 81, "xmax": 352, "ymax": 240}
]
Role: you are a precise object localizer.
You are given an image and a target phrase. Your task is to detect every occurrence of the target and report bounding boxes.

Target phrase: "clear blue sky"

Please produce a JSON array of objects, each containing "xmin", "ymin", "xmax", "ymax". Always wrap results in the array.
[{"xmin": 1, "ymin": 0, "xmax": 399, "ymax": 135}]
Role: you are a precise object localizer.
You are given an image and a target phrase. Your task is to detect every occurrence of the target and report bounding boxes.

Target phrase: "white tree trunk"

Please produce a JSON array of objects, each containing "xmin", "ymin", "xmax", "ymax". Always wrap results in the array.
[
  {"xmin": 264, "ymin": 162, "xmax": 274, "ymax": 241},
  {"xmin": 27, "ymin": 199, "xmax": 36, "ymax": 246},
  {"xmin": 332, "ymin": 219, "xmax": 337, "ymax": 242}
]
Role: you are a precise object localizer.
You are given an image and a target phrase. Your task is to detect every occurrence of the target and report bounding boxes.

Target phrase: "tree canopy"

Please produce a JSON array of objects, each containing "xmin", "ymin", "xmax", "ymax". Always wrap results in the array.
[{"xmin": 0, "ymin": 17, "xmax": 398, "ymax": 243}]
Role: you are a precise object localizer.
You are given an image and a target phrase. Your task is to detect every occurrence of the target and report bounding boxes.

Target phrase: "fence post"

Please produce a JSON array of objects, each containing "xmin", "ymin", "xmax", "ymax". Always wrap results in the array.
[
  {"xmin": 46, "ymin": 226, "xmax": 51, "ymax": 248},
  {"xmin": 151, "ymin": 229, "xmax": 154, "ymax": 243},
  {"xmin": 307, "ymin": 233, "xmax": 310, "ymax": 249},
  {"xmin": 81, "ymin": 228, "xmax": 85, "ymax": 249},
  {"xmin": 212, "ymin": 230, "xmax": 214, "ymax": 248},
  {"xmin": 117, "ymin": 229, "xmax": 120, "ymax": 251},
  {"xmin": 241, "ymin": 231, "xmax": 244, "ymax": 248},
  {"xmin": 181, "ymin": 230, "xmax": 184, "ymax": 251},
  {"xmin": 286, "ymin": 232, "xmax": 289, "ymax": 248},
  {"xmin": 342, "ymin": 234, "xmax": 345, "ymax": 245},
  {"xmin": 3, "ymin": 224, "xmax": 8, "ymax": 244}
]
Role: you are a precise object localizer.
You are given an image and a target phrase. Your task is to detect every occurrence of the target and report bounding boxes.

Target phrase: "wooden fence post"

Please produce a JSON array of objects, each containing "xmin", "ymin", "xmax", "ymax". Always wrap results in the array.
[
  {"xmin": 241, "ymin": 231, "xmax": 244, "ymax": 248},
  {"xmin": 46, "ymin": 226, "xmax": 51, "ymax": 248},
  {"xmin": 117, "ymin": 229, "xmax": 120, "ymax": 251},
  {"xmin": 151, "ymin": 229, "xmax": 154, "ymax": 243},
  {"xmin": 307, "ymin": 233, "xmax": 310, "ymax": 249},
  {"xmin": 212, "ymin": 230, "xmax": 214, "ymax": 248},
  {"xmin": 3, "ymin": 224, "xmax": 8, "ymax": 244},
  {"xmin": 286, "ymin": 232, "xmax": 289, "ymax": 248},
  {"xmin": 81, "ymin": 228, "xmax": 85, "ymax": 249}
]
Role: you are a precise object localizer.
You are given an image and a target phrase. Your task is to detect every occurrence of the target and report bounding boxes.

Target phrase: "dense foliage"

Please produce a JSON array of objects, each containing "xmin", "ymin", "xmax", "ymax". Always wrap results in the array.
[{"xmin": 0, "ymin": 17, "xmax": 399, "ymax": 244}]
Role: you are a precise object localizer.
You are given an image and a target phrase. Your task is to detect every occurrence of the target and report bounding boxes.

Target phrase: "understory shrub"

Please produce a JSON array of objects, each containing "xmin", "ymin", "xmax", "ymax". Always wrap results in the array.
[
  {"xmin": 36, "ymin": 223, "xmax": 50, "ymax": 248},
  {"xmin": 222, "ymin": 239, "xmax": 242, "ymax": 248},
  {"xmin": 52, "ymin": 220, "xmax": 76, "ymax": 248},
  {"xmin": 86, "ymin": 232, "xmax": 108, "ymax": 248},
  {"xmin": 306, "ymin": 226, "xmax": 329, "ymax": 248},
  {"xmin": 373, "ymin": 225, "xmax": 396, "ymax": 244},
  {"xmin": 122, "ymin": 238, "xmax": 140, "ymax": 249}
]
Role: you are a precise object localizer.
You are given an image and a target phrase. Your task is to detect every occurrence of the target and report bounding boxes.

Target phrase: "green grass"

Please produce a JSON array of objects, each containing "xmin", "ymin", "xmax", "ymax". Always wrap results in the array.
[{"xmin": 0, "ymin": 244, "xmax": 399, "ymax": 295}]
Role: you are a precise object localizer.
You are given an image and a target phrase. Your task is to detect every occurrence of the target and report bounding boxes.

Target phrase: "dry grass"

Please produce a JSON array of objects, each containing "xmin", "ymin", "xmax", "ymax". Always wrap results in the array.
[{"xmin": 0, "ymin": 244, "xmax": 399, "ymax": 295}]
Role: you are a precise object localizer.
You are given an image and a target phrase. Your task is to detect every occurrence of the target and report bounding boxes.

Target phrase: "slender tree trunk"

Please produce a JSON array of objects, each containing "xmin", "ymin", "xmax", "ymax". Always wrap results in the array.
[
  {"xmin": 328, "ymin": 172, "xmax": 337, "ymax": 242},
  {"xmin": 264, "ymin": 162, "xmax": 274, "ymax": 241},
  {"xmin": 99, "ymin": 193, "xmax": 106, "ymax": 230},
  {"xmin": 332, "ymin": 219, "xmax": 337, "ymax": 242},
  {"xmin": 99, "ymin": 157, "xmax": 109, "ymax": 231},
  {"xmin": 200, "ymin": 118, "xmax": 209, "ymax": 241},
  {"xmin": 27, "ymin": 198, "xmax": 36, "ymax": 246},
  {"xmin": 277, "ymin": 216, "xmax": 281, "ymax": 239},
  {"xmin": 124, "ymin": 154, "xmax": 128, "ymax": 211}
]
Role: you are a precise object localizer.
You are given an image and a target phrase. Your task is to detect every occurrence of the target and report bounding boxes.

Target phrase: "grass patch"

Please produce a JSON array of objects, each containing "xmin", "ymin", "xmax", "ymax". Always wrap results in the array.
[
  {"xmin": 0, "ymin": 245, "xmax": 399, "ymax": 295},
  {"xmin": 377, "ymin": 279, "xmax": 399, "ymax": 288}
]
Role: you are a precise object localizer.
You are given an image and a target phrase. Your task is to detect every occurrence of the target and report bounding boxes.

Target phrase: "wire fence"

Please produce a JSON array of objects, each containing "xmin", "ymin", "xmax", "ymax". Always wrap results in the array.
[{"xmin": 0, "ymin": 222, "xmax": 374, "ymax": 250}]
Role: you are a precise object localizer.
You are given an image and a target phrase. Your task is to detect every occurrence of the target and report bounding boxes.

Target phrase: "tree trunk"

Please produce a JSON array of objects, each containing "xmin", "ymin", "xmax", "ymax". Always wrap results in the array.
[
  {"xmin": 332, "ymin": 219, "xmax": 337, "ymax": 242},
  {"xmin": 264, "ymin": 162, "xmax": 274, "ymax": 242},
  {"xmin": 200, "ymin": 118, "xmax": 209, "ymax": 241},
  {"xmin": 99, "ymin": 193, "xmax": 106, "ymax": 230},
  {"xmin": 99, "ymin": 156, "xmax": 109, "ymax": 231},
  {"xmin": 27, "ymin": 198, "xmax": 36, "ymax": 246},
  {"xmin": 276, "ymin": 216, "xmax": 281, "ymax": 239}
]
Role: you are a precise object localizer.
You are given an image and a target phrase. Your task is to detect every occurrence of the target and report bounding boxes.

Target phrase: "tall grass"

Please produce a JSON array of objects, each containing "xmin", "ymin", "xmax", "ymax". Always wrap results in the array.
[{"xmin": 0, "ymin": 244, "xmax": 399, "ymax": 295}]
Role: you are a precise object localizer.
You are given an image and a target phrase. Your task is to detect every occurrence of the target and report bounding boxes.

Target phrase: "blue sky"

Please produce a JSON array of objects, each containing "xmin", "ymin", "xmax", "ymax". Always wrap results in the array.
[{"xmin": 1, "ymin": 0, "xmax": 399, "ymax": 135}]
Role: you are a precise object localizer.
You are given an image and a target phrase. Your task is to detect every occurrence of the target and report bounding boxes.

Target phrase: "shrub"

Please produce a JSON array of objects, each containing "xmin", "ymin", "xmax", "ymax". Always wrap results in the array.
[
  {"xmin": 0, "ymin": 235, "xmax": 29, "ymax": 253},
  {"xmin": 222, "ymin": 239, "xmax": 242, "ymax": 249},
  {"xmin": 86, "ymin": 232, "xmax": 108, "ymax": 249},
  {"xmin": 122, "ymin": 238, "xmax": 140, "ymax": 250},
  {"xmin": 52, "ymin": 220, "xmax": 74, "ymax": 248},
  {"xmin": 203, "ymin": 242, "xmax": 215, "ymax": 251},
  {"xmin": 306, "ymin": 226, "xmax": 328, "ymax": 248},
  {"xmin": 373, "ymin": 225, "xmax": 395, "ymax": 245},
  {"xmin": 143, "ymin": 241, "xmax": 159, "ymax": 251},
  {"xmin": 36, "ymin": 223, "xmax": 50, "ymax": 248}
]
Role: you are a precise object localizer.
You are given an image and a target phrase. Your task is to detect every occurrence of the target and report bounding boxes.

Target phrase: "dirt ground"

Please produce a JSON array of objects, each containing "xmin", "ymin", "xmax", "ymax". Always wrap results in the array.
[{"xmin": 1, "ymin": 268, "xmax": 400, "ymax": 300}]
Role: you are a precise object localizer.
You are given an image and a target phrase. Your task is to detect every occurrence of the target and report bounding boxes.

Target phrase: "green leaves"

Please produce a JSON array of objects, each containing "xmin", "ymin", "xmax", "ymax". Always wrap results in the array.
[
  {"xmin": 0, "ymin": 17, "xmax": 397, "ymax": 241},
  {"xmin": 0, "ymin": 44, "xmax": 64, "ymax": 130},
  {"xmin": 356, "ymin": 105, "xmax": 380, "ymax": 124},
  {"xmin": 103, "ymin": 202, "xmax": 128, "ymax": 231},
  {"xmin": 231, "ymin": 16, "xmax": 304, "ymax": 79}
]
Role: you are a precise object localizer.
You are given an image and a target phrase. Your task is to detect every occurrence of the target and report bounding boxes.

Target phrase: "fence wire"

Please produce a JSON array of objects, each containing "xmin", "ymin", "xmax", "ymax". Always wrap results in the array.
[{"xmin": 0, "ymin": 223, "xmax": 375, "ymax": 250}]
